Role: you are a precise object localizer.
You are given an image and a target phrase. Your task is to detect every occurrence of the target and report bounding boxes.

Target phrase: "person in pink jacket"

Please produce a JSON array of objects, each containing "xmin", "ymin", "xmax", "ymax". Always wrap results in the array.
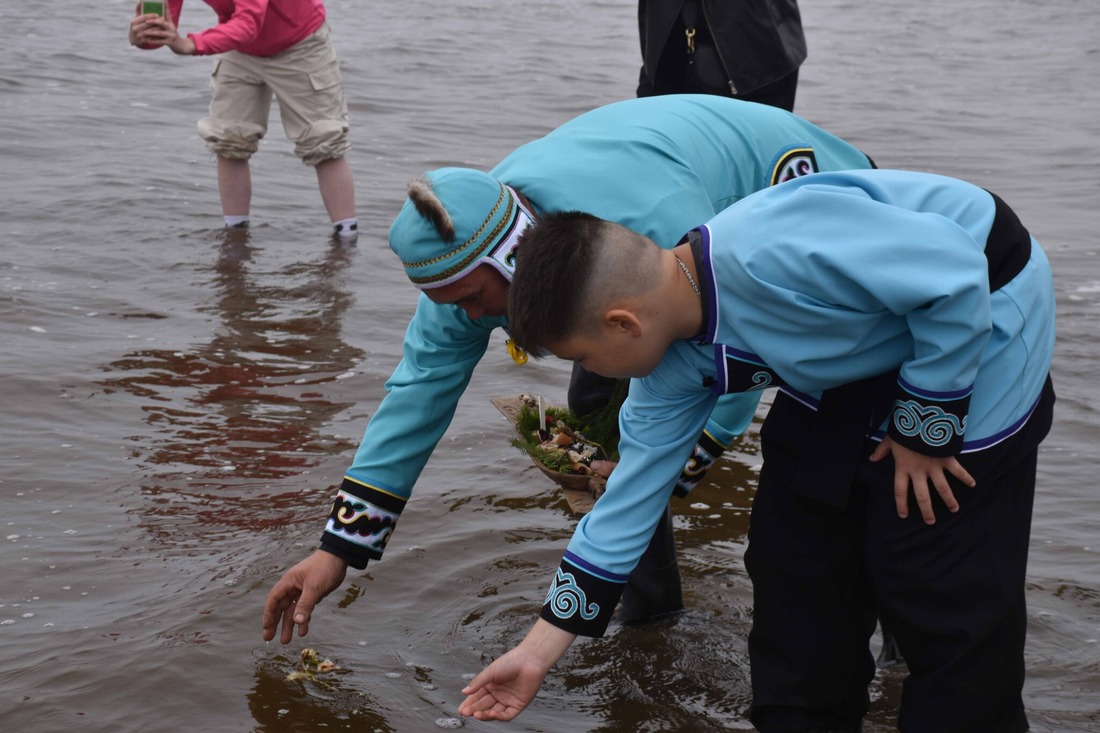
[{"xmin": 128, "ymin": 0, "xmax": 359, "ymax": 239}]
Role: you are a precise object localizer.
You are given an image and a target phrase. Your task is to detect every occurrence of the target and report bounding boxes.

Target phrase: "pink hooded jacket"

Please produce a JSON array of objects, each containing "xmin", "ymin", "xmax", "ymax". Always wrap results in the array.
[{"xmin": 164, "ymin": 0, "xmax": 326, "ymax": 57}]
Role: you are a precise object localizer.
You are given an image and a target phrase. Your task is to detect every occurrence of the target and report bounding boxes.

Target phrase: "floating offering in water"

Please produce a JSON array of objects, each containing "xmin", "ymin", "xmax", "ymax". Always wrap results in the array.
[{"xmin": 286, "ymin": 647, "xmax": 340, "ymax": 683}]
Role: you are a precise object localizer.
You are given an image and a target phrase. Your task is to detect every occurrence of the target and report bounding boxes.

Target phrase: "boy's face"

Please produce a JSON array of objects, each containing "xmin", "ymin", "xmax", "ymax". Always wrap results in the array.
[
  {"xmin": 423, "ymin": 263, "xmax": 510, "ymax": 320},
  {"xmin": 547, "ymin": 318, "xmax": 668, "ymax": 380}
]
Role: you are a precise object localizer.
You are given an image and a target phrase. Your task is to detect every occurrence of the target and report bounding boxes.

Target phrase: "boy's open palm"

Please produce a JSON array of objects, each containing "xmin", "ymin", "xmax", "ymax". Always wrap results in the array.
[
  {"xmin": 458, "ymin": 648, "xmax": 550, "ymax": 721},
  {"xmin": 459, "ymin": 619, "xmax": 576, "ymax": 721},
  {"xmin": 870, "ymin": 436, "xmax": 975, "ymax": 524}
]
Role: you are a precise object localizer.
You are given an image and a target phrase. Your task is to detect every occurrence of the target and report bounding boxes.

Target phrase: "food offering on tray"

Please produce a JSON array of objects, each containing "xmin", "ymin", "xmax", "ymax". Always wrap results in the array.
[
  {"xmin": 515, "ymin": 396, "xmax": 605, "ymax": 475},
  {"xmin": 492, "ymin": 394, "xmax": 618, "ymax": 513}
]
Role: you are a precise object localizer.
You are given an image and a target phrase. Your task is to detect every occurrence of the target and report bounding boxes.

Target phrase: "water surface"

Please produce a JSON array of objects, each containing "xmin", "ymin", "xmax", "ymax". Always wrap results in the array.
[{"xmin": 1, "ymin": 1, "xmax": 1097, "ymax": 730}]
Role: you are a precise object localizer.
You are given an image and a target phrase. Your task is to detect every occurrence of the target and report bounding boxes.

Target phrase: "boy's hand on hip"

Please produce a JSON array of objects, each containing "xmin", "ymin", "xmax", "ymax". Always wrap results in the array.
[{"xmin": 870, "ymin": 436, "xmax": 974, "ymax": 524}]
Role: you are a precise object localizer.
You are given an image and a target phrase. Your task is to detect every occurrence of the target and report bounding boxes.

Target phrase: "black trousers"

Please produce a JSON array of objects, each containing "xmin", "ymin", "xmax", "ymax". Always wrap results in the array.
[
  {"xmin": 638, "ymin": 64, "xmax": 799, "ymax": 113},
  {"xmin": 569, "ymin": 362, "xmax": 684, "ymax": 622},
  {"xmin": 745, "ymin": 380, "xmax": 1053, "ymax": 733}
]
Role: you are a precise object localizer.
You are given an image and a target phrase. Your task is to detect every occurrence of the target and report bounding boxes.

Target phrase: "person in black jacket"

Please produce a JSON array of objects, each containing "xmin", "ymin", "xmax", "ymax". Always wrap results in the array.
[{"xmin": 637, "ymin": 0, "xmax": 806, "ymax": 111}]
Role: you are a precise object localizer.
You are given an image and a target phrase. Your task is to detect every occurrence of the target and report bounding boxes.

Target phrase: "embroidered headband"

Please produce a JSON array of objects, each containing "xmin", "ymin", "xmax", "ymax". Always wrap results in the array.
[{"xmin": 388, "ymin": 168, "xmax": 534, "ymax": 290}]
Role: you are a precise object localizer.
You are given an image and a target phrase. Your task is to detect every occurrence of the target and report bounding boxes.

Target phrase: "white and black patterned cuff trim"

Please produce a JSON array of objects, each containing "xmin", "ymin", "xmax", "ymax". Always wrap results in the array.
[
  {"xmin": 674, "ymin": 430, "xmax": 727, "ymax": 497},
  {"xmin": 319, "ymin": 478, "xmax": 406, "ymax": 569}
]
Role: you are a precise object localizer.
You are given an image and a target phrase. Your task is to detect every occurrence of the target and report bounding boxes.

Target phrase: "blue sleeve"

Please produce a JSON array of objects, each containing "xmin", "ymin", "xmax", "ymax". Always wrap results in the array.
[
  {"xmin": 726, "ymin": 175, "xmax": 995, "ymax": 455},
  {"xmin": 704, "ymin": 391, "xmax": 761, "ymax": 447},
  {"xmin": 540, "ymin": 342, "xmax": 716, "ymax": 636},
  {"xmin": 320, "ymin": 294, "xmax": 501, "ymax": 567},
  {"xmin": 794, "ymin": 187, "xmax": 991, "ymax": 455}
]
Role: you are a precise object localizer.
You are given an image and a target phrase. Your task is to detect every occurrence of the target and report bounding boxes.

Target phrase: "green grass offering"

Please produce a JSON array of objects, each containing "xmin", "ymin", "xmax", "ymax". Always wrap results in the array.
[{"xmin": 510, "ymin": 403, "xmax": 615, "ymax": 475}]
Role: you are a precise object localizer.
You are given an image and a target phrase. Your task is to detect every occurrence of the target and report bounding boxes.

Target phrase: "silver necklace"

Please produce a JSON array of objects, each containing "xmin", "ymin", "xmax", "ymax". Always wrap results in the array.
[{"xmin": 675, "ymin": 254, "xmax": 701, "ymax": 298}]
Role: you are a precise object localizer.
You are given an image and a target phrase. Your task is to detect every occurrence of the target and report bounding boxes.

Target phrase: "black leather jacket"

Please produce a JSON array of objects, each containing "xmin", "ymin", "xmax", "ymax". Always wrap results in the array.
[{"xmin": 638, "ymin": 0, "xmax": 807, "ymax": 95}]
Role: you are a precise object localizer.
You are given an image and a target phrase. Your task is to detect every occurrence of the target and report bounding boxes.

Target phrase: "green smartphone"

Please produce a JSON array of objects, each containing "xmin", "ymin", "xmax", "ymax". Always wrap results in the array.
[{"xmin": 141, "ymin": 0, "xmax": 165, "ymax": 17}]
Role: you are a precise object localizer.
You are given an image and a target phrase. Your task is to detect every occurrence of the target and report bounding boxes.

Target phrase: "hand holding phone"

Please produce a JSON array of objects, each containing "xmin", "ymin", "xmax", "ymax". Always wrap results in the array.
[{"xmin": 131, "ymin": 0, "xmax": 192, "ymax": 54}]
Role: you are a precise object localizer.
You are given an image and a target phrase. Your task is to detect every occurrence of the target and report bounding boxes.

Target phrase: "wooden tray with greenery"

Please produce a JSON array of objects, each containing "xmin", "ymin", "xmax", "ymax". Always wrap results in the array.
[{"xmin": 491, "ymin": 395, "xmax": 611, "ymax": 515}]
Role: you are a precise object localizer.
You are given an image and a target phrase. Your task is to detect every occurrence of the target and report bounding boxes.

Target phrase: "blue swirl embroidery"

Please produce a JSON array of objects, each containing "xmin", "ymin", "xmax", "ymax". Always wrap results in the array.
[
  {"xmin": 893, "ymin": 400, "xmax": 966, "ymax": 447},
  {"xmin": 544, "ymin": 568, "xmax": 600, "ymax": 621},
  {"xmin": 750, "ymin": 371, "xmax": 773, "ymax": 390}
]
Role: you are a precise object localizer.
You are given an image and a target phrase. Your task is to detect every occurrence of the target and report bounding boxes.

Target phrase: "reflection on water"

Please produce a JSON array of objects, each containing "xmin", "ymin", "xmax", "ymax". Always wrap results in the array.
[
  {"xmin": 98, "ymin": 230, "xmax": 365, "ymax": 548},
  {"xmin": 2, "ymin": 0, "xmax": 1098, "ymax": 729}
]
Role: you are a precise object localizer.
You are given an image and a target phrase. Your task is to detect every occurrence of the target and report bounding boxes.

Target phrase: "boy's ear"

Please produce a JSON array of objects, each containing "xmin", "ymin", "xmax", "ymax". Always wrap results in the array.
[{"xmin": 605, "ymin": 308, "xmax": 642, "ymax": 337}]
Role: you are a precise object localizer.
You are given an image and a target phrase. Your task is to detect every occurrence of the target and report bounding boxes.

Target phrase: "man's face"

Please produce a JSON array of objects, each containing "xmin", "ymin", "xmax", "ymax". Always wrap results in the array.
[{"xmin": 422, "ymin": 263, "xmax": 510, "ymax": 320}]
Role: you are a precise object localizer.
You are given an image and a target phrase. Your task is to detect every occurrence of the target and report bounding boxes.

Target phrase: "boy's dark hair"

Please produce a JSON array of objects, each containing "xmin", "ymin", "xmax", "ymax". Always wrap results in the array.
[{"xmin": 507, "ymin": 210, "xmax": 605, "ymax": 358}]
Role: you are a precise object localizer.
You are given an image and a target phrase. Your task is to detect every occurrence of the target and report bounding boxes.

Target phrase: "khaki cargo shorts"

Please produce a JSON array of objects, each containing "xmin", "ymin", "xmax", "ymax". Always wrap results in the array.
[{"xmin": 197, "ymin": 23, "xmax": 351, "ymax": 166}]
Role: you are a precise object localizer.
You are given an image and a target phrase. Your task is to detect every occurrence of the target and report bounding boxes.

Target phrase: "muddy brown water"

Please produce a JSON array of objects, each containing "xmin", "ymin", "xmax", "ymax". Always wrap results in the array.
[{"xmin": 1, "ymin": 0, "xmax": 1097, "ymax": 730}]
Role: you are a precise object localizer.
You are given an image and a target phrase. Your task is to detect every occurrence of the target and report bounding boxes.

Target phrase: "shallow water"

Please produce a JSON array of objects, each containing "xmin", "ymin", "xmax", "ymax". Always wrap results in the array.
[{"xmin": 1, "ymin": 0, "xmax": 1098, "ymax": 731}]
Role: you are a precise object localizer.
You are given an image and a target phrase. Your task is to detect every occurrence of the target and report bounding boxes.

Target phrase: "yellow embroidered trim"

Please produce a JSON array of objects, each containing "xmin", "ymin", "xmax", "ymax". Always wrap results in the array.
[
  {"xmin": 402, "ymin": 183, "xmax": 510, "ymax": 268},
  {"xmin": 769, "ymin": 146, "xmax": 815, "ymax": 186},
  {"xmin": 340, "ymin": 475, "xmax": 408, "ymax": 503},
  {"xmin": 409, "ymin": 195, "xmax": 517, "ymax": 285}
]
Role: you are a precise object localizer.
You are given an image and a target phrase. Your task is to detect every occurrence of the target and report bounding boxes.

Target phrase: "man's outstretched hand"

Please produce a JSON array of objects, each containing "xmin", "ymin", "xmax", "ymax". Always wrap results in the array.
[{"xmin": 261, "ymin": 550, "xmax": 348, "ymax": 643}]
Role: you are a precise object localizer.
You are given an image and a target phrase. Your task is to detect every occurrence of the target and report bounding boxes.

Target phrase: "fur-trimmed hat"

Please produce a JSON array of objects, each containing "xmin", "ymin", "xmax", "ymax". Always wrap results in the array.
[{"xmin": 388, "ymin": 168, "xmax": 532, "ymax": 289}]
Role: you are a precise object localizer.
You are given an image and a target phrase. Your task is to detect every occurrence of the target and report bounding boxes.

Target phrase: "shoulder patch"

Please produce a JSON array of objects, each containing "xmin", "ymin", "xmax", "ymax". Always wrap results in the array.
[{"xmin": 770, "ymin": 147, "xmax": 819, "ymax": 186}]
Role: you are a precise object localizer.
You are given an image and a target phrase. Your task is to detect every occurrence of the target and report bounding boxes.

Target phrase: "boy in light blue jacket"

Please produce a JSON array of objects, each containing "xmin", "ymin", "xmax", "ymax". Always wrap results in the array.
[{"xmin": 462, "ymin": 169, "xmax": 1055, "ymax": 733}]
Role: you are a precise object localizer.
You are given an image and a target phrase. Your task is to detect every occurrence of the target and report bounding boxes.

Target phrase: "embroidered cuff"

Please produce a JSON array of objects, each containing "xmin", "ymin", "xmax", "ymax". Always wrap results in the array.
[
  {"xmin": 674, "ymin": 430, "xmax": 727, "ymax": 497},
  {"xmin": 888, "ymin": 379, "xmax": 971, "ymax": 457},
  {"xmin": 715, "ymin": 346, "xmax": 786, "ymax": 394},
  {"xmin": 319, "ymin": 477, "xmax": 406, "ymax": 569},
  {"xmin": 319, "ymin": 534, "xmax": 369, "ymax": 567},
  {"xmin": 539, "ymin": 555, "xmax": 625, "ymax": 638}
]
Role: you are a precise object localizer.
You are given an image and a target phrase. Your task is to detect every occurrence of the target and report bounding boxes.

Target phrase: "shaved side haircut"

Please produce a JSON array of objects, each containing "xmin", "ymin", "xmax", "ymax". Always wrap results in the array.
[{"xmin": 508, "ymin": 211, "xmax": 661, "ymax": 357}]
